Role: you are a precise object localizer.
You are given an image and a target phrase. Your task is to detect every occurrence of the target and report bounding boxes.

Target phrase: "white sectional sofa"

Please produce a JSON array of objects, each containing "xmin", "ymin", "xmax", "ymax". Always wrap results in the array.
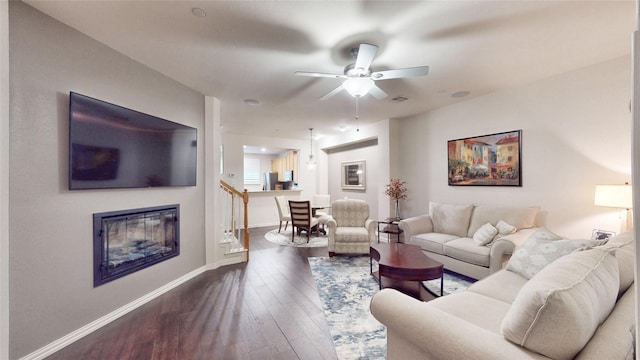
[
  {"xmin": 399, "ymin": 202, "xmax": 540, "ymax": 279},
  {"xmin": 371, "ymin": 231, "xmax": 635, "ymax": 360}
]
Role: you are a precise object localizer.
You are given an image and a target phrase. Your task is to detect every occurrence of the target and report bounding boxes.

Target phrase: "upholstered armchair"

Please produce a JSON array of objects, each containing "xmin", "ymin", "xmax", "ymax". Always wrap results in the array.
[{"xmin": 327, "ymin": 199, "xmax": 377, "ymax": 256}]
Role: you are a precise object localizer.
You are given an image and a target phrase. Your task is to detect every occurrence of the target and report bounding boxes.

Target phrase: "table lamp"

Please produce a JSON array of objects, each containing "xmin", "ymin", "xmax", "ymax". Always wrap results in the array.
[{"xmin": 594, "ymin": 183, "xmax": 633, "ymax": 232}]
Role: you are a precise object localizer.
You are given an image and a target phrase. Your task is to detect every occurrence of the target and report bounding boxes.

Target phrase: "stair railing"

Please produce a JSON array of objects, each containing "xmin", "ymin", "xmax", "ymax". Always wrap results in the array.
[{"xmin": 219, "ymin": 180, "xmax": 250, "ymax": 260}]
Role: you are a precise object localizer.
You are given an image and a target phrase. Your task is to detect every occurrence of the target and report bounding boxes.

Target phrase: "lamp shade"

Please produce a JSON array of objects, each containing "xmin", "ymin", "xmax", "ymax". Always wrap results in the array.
[
  {"xmin": 594, "ymin": 184, "xmax": 632, "ymax": 209},
  {"xmin": 342, "ymin": 78, "xmax": 374, "ymax": 97}
]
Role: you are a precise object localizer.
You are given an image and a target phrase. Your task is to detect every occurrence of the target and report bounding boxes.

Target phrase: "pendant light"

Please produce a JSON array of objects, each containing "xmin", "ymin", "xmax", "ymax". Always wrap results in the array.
[{"xmin": 307, "ymin": 128, "xmax": 317, "ymax": 170}]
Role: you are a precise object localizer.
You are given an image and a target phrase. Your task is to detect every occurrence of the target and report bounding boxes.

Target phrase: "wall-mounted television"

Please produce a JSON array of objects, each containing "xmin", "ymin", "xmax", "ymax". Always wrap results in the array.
[{"xmin": 69, "ymin": 92, "xmax": 197, "ymax": 190}]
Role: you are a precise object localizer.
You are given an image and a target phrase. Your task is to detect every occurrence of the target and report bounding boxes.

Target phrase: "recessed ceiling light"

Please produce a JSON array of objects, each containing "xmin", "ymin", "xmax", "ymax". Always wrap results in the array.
[
  {"xmin": 243, "ymin": 99, "xmax": 260, "ymax": 106},
  {"xmin": 452, "ymin": 91, "xmax": 470, "ymax": 98},
  {"xmin": 191, "ymin": 8, "xmax": 206, "ymax": 17}
]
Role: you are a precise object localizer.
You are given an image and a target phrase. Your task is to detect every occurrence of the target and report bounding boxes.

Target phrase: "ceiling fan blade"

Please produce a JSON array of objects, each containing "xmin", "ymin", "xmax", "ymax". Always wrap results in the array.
[
  {"xmin": 294, "ymin": 71, "xmax": 346, "ymax": 79},
  {"xmin": 371, "ymin": 66, "xmax": 429, "ymax": 80},
  {"xmin": 319, "ymin": 85, "xmax": 344, "ymax": 101},
  {"xmin": 369, "ymin": 84, "xmax": 387, "ymax": 100},
  {"xmin": 354, "ymin": 43, "xmax": 378, "ymax": 71}
]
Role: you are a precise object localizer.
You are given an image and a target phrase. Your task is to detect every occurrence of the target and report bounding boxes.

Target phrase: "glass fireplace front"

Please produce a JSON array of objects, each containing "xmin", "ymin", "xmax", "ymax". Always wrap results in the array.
[{"xmin": 93, "ymin": 204, "xmax": 179, "ymax": 287}]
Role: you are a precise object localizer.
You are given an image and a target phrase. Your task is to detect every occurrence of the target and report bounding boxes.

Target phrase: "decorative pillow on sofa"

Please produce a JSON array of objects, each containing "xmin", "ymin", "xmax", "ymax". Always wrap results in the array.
[
  {"xmin": 495, "ymin": 220, "xmax": 516, "ymax": 238},
  {"xmin": 594, "ymin": 232, "xmax": 635, "ymax": 298},
  {"xmin": 500, "ymin": 248, "xmax": 619, "ymax": 360},
  {"xmin": 473, "ymin": 222, "xmax": 498, "ymax": 246},
  {"xmin": 429, "ymin": 202, "xmax": 474, "ymax": 238},
  {"xmin": 466, "ymin": 205, "xmax": 539, "ymax": 238},
  {"xmin": 505, "ymin": 228, "xmax": 600, "ymax": 279}
]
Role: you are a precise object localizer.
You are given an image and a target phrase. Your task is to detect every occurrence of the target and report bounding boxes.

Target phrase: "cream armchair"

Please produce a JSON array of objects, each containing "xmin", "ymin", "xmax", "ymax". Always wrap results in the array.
[{"xmin": 327, "ymin": 199, "xmax": 377, "ymax": 256}]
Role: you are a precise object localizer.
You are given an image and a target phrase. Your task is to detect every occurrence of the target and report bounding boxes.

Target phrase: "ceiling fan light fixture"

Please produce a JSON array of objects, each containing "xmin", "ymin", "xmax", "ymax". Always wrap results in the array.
[{"xmin": 342, "ymin": 78, "xmax": 374, "ymax": 97}]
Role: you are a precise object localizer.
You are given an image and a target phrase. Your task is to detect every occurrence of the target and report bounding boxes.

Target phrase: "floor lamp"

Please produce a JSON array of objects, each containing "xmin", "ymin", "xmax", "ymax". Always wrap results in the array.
[{"xmin": 594, "ymin": 184, "xmax": 633, "ymax": 233}]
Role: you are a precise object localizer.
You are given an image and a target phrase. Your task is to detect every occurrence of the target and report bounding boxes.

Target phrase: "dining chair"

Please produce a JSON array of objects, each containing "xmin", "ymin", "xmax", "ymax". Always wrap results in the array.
[
  {"xmin": 288, "ymin": 200, "xmax": 319, "ymax": 242},
  {"xmin": 274, "ymin": 196, "xmax": 291, "ymax": 233},
  {"xmin": 312, "ymin": 194, "xmax": 331, "ymax": 217},
  {"xmin": 312, "ymin": 194, "xmax": 332, "ymax": 233}
]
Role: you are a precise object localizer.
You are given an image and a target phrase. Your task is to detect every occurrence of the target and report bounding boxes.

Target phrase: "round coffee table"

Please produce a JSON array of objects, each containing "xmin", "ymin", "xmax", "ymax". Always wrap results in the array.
[{"xmin": 370, "ymin": 242, "xmax": 443, "ymax": 299}]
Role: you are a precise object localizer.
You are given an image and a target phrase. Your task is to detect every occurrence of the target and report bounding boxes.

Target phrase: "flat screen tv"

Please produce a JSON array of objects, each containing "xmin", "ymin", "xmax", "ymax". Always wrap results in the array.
[{"xmin": 69, "ymin": 92, "xmax": 197, "ymax": 190}]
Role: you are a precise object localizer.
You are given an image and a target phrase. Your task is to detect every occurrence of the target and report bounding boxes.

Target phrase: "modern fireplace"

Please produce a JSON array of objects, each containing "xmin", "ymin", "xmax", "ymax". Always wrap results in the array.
[{"xmin": 93, "ymin": 204, "xmax": 180, "ymax": 287}]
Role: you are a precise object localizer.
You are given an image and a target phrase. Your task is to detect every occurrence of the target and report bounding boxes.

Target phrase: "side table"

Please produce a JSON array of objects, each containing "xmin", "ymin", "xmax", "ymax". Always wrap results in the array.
[{"xmin": 377, "ymin": 218, "xmax": 403, "ymax": 243}]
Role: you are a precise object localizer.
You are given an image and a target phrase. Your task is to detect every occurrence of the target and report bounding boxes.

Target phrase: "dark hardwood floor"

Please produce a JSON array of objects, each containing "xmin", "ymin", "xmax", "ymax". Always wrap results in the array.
[{"xmin": 46, "ymin": 227, "xmax": 338, "ymax": 360}]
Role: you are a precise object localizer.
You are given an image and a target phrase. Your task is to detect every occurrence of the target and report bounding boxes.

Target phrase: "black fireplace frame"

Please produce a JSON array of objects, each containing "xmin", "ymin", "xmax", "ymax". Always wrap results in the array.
[{"xmin": 93, "ymin": 204, "xmax": 180, "ymax": 287}]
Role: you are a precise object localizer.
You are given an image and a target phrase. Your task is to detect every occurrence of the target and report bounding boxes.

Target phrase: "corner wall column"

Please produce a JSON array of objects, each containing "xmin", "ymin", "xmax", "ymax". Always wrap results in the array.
[
  {"xmin": 0, "ymin": 1, "xmax": 10, "ymax": 358},
  {"xmin": 205, "ymin": 96, "xmax": 222, "ymax": 266},
  {"xmin": 632, "ymin": 0, "xmax": 639, "ymax": 356}
]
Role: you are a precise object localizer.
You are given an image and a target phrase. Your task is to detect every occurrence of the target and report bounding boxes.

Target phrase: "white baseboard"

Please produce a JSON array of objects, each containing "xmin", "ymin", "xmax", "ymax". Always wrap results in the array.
[{"xmin": 20, "ymin": 266, "xmax": 208, "ymax": 360}]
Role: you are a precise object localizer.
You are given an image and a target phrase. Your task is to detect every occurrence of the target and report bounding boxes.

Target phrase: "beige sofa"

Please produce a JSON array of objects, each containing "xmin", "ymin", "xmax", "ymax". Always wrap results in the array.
[
  {"xmin": 398, "ymin": 202, "xmax": 540, "ymax": 279},
  {"xmin": 371, "ymin": 231, "xmax": 635, "ymax": 360}
]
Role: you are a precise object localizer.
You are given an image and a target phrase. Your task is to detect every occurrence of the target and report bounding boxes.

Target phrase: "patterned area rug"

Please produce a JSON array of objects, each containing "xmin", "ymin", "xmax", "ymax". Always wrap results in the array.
[
  {"xmin": 422, "ymin": 270, "xmax": 476, "ymax": 296},
  {"xmin": 309, "ymin": 256, "xmax": 477, "ymax": 359},
  {"xmin": 264, "ymin": 228, "xmax": 328, "ymax": 247},
  {"xmin": 308, "ymin": 256, "xmax": 386, "ymax": 359}
]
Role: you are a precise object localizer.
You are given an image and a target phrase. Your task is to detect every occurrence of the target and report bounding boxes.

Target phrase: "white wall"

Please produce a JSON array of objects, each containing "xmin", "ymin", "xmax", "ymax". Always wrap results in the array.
[
  {"xmin": 243, "ymin": 153, "xmax": 278, "ymax": 192},
  {"xmin": 9, "ymin": 3, "xmax": 206, "ymax": 358},
  {"xmin": 223, "ymin": 133, "xmax": 313, "ymax": 228},
  {"xmin": 631, "ymin": 5, "xmax": 640, "ymax": 356},
  {"xmin": 321, "ymin": 119, "xmax": 393, "ymax": 221},
  {"xmin": 399, "ymin": 56, "xmax": 631, "ymax": 239},
  {"xmin": 247, "ymin": 190, "xmax": 304, "ymax": 228}
]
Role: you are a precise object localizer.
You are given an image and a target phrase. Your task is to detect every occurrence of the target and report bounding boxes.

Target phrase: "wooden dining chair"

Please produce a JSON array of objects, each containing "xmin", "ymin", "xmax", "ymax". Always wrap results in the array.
[{"xmin": 288, "ymin": 200, "xmax": 319, "ymax": 242}]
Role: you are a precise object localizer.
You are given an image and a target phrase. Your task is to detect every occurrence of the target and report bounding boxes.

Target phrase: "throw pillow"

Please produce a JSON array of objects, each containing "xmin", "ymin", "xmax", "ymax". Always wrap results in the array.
[
  {"xmin": 505, "ymin": 228, "xmax": 600, "ymax": 279},
  {"xmin": 595, "ymin": 232, "xmax": 634, "ymax": 297},
  {"xmin": 473, "ymin": 222, "xmax": 498, "ymax": 246},
  {"xmin": 495, "ymin": 220, "xmax": 516, "ymax": 237},
  {"xmin": 466, "ymin": 205, "xmax": 539, "ymax": 237},
  {"xmin": 429, "ymin": 202, "xmax": 474, "ymax": 238},
  {"xmin": 501, "ymin": 248, "xmax": 619, "ymax": 360}
]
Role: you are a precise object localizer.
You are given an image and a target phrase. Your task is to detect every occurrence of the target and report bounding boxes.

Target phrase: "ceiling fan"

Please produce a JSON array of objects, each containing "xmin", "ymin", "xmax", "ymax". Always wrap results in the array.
[{"xmin": 294, "ymin": 43, "xmax": 429, "ymax": 101}]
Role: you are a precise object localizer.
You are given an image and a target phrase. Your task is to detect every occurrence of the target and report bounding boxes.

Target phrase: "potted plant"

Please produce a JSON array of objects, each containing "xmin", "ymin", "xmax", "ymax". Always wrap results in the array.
[{"xmin": 385, "ymin": 178, "xmax": 407, "ymax": 220}]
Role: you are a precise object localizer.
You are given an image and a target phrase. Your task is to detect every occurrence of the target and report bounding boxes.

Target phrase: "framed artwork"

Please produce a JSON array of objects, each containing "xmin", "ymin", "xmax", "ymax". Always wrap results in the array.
[
  {"xmin": 592, "ymin": 229, "xmax": 615, "ymax": 242},
  {"xmin": 341, "ymin": 161, "xmax": 366, "ymax": 190},
  {"xmin": 448, "ymin": 130, "xmax": 522, "ymax": 186}
]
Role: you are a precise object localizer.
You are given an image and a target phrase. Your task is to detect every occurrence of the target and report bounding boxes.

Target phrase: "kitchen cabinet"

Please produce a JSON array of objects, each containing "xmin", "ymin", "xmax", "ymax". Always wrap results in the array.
[{"xmin": 271, "ymin": 150, "xmax": 298, "ymax": 181}]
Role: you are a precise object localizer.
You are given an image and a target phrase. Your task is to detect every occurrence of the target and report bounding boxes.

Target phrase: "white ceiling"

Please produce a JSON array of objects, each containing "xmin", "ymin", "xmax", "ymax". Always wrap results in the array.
[{"xmin": 25, "ymin": 0, "xmax": 636, "ymax": 140}]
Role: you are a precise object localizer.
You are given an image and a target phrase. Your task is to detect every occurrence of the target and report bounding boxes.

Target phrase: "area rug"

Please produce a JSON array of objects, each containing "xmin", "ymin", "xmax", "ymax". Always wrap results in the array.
[
  {"xmin": 422, "ymin": 270, "xmax": 476, "ymax": 297},
  {"xmin": 264, "ymin": 228, "xmax": 328, "ymax": 247},
  {"xmin": 308, "ymin": 256, "xmax": 386, "ymax": 359},
  {"xmin": 308, "ymin": 256, "xmax": 477, "ymax": 359}
]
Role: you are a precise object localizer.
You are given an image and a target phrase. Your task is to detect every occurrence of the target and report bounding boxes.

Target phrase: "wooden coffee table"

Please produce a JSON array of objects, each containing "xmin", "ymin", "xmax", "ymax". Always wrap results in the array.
[{"xmin": 370, "ymin": 242, "xmax": 443, "ymax": 299}]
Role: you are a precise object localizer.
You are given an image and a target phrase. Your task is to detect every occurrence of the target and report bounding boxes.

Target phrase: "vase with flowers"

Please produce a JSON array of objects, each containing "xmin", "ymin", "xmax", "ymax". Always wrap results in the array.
[{"xmin": 385, "ymin": 178, "xmax": 407, "ymax": 220}]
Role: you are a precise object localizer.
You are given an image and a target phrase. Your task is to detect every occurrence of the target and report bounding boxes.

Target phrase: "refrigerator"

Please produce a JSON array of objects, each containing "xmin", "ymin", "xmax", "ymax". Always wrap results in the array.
[{"xmin": 264, "ymin": 172, "xmax": 278, "ymax": 190}]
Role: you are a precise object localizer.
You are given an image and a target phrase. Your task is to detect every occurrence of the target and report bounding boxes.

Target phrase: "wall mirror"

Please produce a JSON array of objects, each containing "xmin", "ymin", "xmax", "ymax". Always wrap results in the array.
[{"xmin": 341, "ymin": 161, "xmax": 366, "ymax": 190}]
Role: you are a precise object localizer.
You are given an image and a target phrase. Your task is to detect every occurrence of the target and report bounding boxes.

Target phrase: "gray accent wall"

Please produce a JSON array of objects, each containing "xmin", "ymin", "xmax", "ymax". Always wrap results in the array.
[{"xmin": 9, "ymin": 2, "xmax": 206, "ymax": 358}]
